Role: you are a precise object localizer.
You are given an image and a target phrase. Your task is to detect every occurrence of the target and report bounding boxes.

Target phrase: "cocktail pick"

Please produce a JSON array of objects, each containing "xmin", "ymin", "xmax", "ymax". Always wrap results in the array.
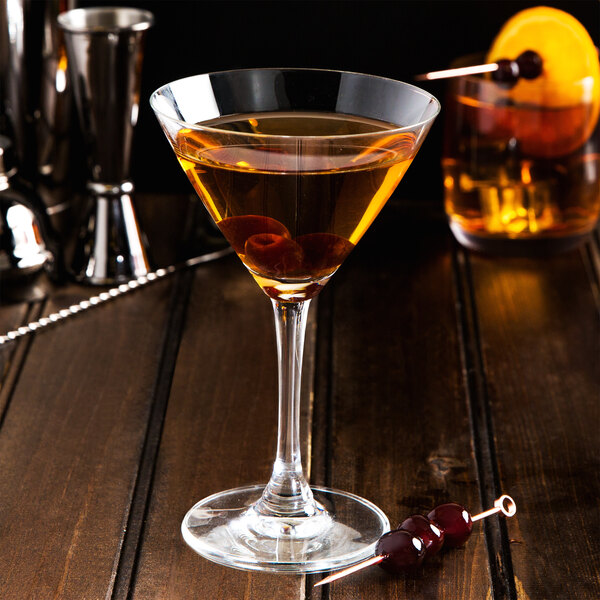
[
  {"xmin": 314, "ymin": 494, "xmax": 516, "ymax": 587},
  {"xmin": 415, "ymin": 50, "xmax": 542, "ymax": 83}
]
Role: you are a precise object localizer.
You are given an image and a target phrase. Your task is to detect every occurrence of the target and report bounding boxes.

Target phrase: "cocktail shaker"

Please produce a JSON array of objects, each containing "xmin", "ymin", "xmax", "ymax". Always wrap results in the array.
[
  {"xmin": 0, "ymin": 0, "xmax": 76, "ymax": 178},
  {"xmin": 0, "ymin": 0, "xmax": 78, "ymax": 241},
  {"xmin": 0, "ymin": 135, "xmax": 63, "ymax": 288}
]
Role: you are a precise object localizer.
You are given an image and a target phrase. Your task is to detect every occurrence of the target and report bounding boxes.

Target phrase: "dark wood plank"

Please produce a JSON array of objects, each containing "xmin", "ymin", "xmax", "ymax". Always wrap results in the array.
[
  {"xmin": 0, "ymin": 301, "xmax": 30, "ymax": 344},
  {"xmin": 0, "ymin": 278, "xmax": 174, "ymax": 599},
  {"xmin": 112, "ymin": 270, "xmax": 195, "ymax": 599},
  {"xmin": 320, "ymin": 205, "xmax": 490, "ymax": 599},
  {"xmin": 469, "ymin": 246, "xmax": 600, "ymax": 599},
  {"xmin": 2, "ymin": 187, "xmax": 595, "ymax": 600},
  {"xmin": 453, "ymin": 246, "xmax": 517, "ymax": 600},
  {"xmin": 0, "ymin": 302, "xmax": 39, "ymax": 417},
  {"xmin": 129, "ymin": 255, "xmax": 311, "ymax": 599}
]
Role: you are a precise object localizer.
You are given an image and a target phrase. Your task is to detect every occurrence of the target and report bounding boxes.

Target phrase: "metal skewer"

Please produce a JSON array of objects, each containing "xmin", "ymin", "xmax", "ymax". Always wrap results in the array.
[{"xmin": 314, "ymin": 494, "xmax": 516, "ymax": 587}]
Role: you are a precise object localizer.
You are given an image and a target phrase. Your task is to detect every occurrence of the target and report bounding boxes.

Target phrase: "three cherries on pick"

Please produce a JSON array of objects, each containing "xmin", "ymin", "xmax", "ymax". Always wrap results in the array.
[
  {"xmin": 375, "ymin": 502, "xmax": 473, "ymax": 574},
  {"xmin": 314, "ymin": 495, "xmax": 516, "ymax": 586}
]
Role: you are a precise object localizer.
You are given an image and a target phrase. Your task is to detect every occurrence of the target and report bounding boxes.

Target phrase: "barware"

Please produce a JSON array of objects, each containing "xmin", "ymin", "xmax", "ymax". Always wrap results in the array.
[
  {"xmin": 443, "ymin": 54, "xmax": 600, "ymax": 254},
  {"xmin": 0, "ymin": 0, "xmax": 78, "ymax": 244},
  {"xmin": 0, "ymin": 135, "xmax": 58, "ymax": 283},
  {"xmin": 58, "ymin": 7, "xmax": 153, "ymax": 284},
  {"xmin": 151, "ymin": 68, "xmax": 439, "ymax": 573}
]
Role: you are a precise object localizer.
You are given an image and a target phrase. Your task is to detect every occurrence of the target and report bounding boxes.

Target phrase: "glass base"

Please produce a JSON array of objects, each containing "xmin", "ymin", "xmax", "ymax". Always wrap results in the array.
[
  {"xmin": 181, "ymin": 484, "xmax": 390, "ymax": 573},
  {"xmin": 449, "ymin": 222, "xmax": 594, "ymax": 256}
]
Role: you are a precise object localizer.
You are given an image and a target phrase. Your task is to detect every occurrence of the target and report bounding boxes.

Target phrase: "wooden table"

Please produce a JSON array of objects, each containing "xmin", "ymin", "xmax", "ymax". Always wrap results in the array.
[{"xmin": 0, "ymin": 195, "xmax": 598, "ymax": 599}]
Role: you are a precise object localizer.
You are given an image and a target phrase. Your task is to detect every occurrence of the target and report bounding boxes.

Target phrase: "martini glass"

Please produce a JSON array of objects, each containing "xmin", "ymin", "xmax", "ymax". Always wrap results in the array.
[{"xmin": 151, "ymin": 68, "xmax": 439, "ymax": 573}]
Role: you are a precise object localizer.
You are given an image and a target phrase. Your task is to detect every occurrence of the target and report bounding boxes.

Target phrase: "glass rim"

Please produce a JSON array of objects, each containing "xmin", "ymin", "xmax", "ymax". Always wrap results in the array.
[
  {"xmin": 149, "ymin": 67, "xmax": 441, "ymax": 140},
  {"xmin": 57, "ymin": 7, "xmax": 154, "ymax": 33}
]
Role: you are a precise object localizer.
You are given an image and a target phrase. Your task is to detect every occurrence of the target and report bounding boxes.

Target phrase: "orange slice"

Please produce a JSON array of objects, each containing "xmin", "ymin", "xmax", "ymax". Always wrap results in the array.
[{"xmin": 486, "ymin": 6, "xmax": 600, "ymax": 157}]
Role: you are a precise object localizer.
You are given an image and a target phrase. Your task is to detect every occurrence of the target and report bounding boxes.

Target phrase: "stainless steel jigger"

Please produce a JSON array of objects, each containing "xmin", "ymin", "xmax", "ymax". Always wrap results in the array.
[{"xmin": 58, "ymin": 7, "xmax": 153, "ymax": 284}]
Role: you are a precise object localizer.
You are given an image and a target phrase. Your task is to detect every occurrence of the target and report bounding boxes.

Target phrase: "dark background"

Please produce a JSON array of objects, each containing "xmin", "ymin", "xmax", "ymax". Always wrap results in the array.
[{"xmin": 80, "ymin": 0, "xmax": 599, "ymax": 208}]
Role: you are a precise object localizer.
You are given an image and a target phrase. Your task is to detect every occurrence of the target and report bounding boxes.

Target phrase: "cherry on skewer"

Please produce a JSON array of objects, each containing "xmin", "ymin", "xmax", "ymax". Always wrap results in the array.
[
  {"xmin": 427, "ymin": 502, "xmax": 472, "ymax": 548},
  {"xmin": 314, "ymin": 494, "xmax": 516, "ymax": 587},
  {"xmin": 398, "ymin": 514, "xmax": 444, "ymax": 556},
  {"xmin": 415, "ymin": 50, "xmax": 542, "ymax": 86}
]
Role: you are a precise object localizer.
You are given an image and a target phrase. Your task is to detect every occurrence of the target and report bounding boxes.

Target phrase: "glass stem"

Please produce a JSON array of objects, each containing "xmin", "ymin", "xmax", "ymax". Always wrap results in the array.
[{"xmin": 259, "ymin": 299, "xmax": 316, "ymax": 517}]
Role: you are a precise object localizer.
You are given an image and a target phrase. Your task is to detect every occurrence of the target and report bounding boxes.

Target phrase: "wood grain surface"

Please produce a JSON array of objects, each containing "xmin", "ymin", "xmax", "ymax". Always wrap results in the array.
[
  {"xmin": 0, "ymin": 279, "xmax": 174, "ymax": 599},
  {"xmin": 469, "ymin": 248, "xmax": 600, "ymax": 599},
  {"xmin": 0, "ymin": 196, "xmax": 598, "ymax": 600},
  {"xmin": 322, "ymin": 209, "xmax": 490, "ymax": 599},
  {"xmin": 127, "ymin": 255, "xmax": 311, "ymax": 600}
]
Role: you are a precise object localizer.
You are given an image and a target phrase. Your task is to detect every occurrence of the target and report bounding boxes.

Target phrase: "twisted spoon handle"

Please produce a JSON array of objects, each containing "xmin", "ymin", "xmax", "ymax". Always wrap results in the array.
[{"xmin": 0, "ymin": 249, "xmax": 229, "ymax": 345}]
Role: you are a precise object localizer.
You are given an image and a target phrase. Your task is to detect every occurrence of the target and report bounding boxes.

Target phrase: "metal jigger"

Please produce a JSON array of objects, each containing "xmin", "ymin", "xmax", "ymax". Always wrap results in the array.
[{"xmin": 58, "ymin": 7, "xmax": 153, "ymax": 284}]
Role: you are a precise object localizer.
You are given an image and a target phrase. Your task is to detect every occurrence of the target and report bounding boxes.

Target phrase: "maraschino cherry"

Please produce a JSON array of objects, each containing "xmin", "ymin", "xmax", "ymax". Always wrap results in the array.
[
  {"xmin": 491, "ymin": 50, "xmax": 543, "ymax": 87},
  {"xmin": 314, "ymin": 494, "xmax": 516, "ymax": 587}
]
